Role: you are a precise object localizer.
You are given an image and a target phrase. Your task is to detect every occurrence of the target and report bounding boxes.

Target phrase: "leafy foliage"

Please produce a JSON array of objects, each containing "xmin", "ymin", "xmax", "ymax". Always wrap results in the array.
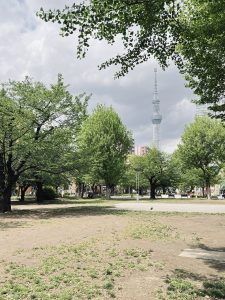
[
  {"xmin": 37, "ymin": 0, "xmax": 180, "ymax": 78},
  {"xmin": 178, "ymin": 0, "xmax": 225, "ymax": 120},
  {"xmin": 176, "ymin": 116, "xmax": 225, "ymax": 198},
  {"xmin": 130, "ymin": 148, "xmax": 176, "ymax": 198},
  {"xmin": 41, "ymin": 187, "xmax": 58, "ymax": 200},
  {"xmin": 38, "ymin": 1, "xmax": 225, "ymax": 119},
  {"xmin": 0, "ymin": 75, "xmax": 89, "ymax": 211},
  {"xmin": 77, "ymin": 105, "xmax": 133, "ymax": 193}
]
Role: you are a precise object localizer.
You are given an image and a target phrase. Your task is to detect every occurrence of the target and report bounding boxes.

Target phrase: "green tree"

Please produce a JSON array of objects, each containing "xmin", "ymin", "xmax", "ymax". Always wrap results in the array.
[
  {"xmin": 177, "ymin": 167, "xmax": 206, "ymax": 195},
  {"xmin": 38, "ymin": 1, "xmax": 225, "ymax": 118},
  {"xmin": 177, "ymin": 0, "xmax": 225, "ymax": 120},
  {"xmin": 177, "ymin": 116, "xmax": 225, "ymax": 199},
  {"xmin": 29, "ymin": 127, "xmax": 82, "ymax": 203},
  {"xmin": 37, "ymin": 0, "xmax": 180, "ymax": 78},
  {"xmin": 0, "ymin": 75, "xmax": 89, "ymax": 212},
  {"xmin": 136, "ymin": 148, "xmax": 169, "ymax": 199},
  {"xmin": 171, "ymin": 151, "xmax": 206, "ymax": 194},
  {"xmin": 77, "ymin": 105, "xmax": 133, "ymax": 198},
  {"xmin": 119, "ymin": 155, "xmax": 149, "ymax": 196}
]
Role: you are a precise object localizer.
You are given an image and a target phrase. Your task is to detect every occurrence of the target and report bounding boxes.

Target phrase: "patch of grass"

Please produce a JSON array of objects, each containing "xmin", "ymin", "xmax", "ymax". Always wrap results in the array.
[
  {"xmin": 166, "ymin": 277, "xmax": 204, "ymax": 299},
  {"xmin": 124, "ymin": 221, "xmax": 179, "ymax": 240},
  {"xmin": 88, "ymin": 269, "xmax": 99, "ymax": 279},
  {"xmin": 103, "ymin": 280, "xmax": 114, "ymax": 290},
  {"xmin": 164, "ymin": 276, "xmax": 225, "ymax": 300},
  {"xmin": 203, "ymin": 280, "xmax": 225, "ymax": 299},
  {"xmin": 0, "ymin": 238, "xmax": 154, "ymax": 300},
  {"xmin": 124, "ymin": 248, "xmax": 152, "ymax": 258}
]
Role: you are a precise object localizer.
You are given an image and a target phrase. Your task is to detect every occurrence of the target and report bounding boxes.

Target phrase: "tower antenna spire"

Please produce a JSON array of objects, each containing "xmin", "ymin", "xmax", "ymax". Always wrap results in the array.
[
  {"xmin": 154, "ymin": 68, "xmax": 158, "ymax": 95},
  {"xmin": 152, "ymin": 68, "xmax": 162, "ymax": 149}
]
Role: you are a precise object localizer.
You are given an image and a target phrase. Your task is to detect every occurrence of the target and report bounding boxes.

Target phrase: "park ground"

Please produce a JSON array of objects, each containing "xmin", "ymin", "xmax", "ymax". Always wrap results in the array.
[{"xmin": 0, "ymin": 198, "xmax": 225, "ymax": 299}]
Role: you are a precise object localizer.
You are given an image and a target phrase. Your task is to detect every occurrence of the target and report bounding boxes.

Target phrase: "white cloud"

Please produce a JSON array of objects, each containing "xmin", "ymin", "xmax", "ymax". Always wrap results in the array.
[{"xmin": 161, "ymin": 138, "xmax": 181, "ymax": 154}]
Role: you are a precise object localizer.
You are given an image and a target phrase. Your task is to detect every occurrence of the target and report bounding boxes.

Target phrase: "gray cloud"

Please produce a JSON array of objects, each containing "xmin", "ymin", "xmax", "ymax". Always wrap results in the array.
[{"xmin": 0, "ymin": 1, "xmax": 196, "ymax": 153}]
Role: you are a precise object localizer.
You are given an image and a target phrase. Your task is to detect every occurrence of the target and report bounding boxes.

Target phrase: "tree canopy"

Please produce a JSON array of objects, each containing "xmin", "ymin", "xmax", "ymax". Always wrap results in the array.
[
  {"xmin": 0, "ymin": 75, "xmax": 89, "ymax": 212},
  {"xmin": 177, "ymin": 0, "xmax": 225, "ymax": 120},
  {"xmin": 77, "ymin": 105, "xmax": 133, "ymax": 197},
  {"xmin": 176, "ymin": 116, "xmax": 225, "ymax": 198},
  {"xmin": 38, "ymin": 0, "xmax": 180, "ymax": 78},
  {"xmin": 133, "ymin": 148, "xmax": 172, "ymax": 199},
  {"xmin": 38, "ymin": 0, "xmax": 225, "ymax": 119}
]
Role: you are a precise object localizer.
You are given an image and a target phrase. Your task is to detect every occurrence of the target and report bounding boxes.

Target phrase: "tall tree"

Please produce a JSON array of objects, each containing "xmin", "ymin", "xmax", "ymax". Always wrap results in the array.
[
  {"xmin": 38, "ymin": 1, "xmax": 225, "ymax": 118},
  {"xmin": 177, "ymin": 0, "xmax": 225, "ymax": 120},
  {"xmin": 176, "ymin": 116, "xmax": 225, "ymax": 199},
  {"xmin": 0, "ymin": 75, "xmax": 89, "ymax": 212},
  {"xmin": 77, "ymin": 105, "xmax": 133, "ymax": 198}
]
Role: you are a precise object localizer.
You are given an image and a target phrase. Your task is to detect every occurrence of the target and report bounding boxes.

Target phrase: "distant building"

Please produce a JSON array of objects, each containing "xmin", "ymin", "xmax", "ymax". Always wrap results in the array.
[{"xmin": 135, "ymin": 146, "xmax": 149, "ymax": 156}]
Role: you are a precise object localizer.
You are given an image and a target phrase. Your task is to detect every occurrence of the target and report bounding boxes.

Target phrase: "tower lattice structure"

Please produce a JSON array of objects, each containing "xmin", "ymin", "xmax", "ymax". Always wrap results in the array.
[{"xmin": 152, "ymin": 68, "xmax": 162, "ymax": 149}]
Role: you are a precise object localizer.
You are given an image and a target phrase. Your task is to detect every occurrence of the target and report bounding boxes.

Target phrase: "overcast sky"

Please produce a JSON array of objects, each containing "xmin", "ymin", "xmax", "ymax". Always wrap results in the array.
[{"xmin": 0, "ymin": 0, "xmax": 196, "ymax": 153}]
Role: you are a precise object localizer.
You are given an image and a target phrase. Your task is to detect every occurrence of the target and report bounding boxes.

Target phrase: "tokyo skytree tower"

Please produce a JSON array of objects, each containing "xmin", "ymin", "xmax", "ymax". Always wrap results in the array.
[{"xmin": 152, "ymin": 68, "xmax": 162, "ymax": 149}]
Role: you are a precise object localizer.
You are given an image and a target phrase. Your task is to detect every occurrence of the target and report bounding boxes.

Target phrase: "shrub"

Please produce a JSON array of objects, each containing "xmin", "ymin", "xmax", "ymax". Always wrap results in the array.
[{"xmin": 42, "ymin": 187, "xmax": 57, "ymax": 200}]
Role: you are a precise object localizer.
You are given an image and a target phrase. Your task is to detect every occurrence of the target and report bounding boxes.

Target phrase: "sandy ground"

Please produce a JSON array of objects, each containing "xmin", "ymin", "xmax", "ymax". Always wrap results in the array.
[{"xmin": 0, "ymin": 203, "xmax": 225, "ymax": 299}]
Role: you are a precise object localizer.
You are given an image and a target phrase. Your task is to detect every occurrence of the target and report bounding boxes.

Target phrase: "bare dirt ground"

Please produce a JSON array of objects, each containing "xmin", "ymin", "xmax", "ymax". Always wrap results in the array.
[{"xmin": 0, "ymin": 201, "xmax": 225, "ymax": 299}]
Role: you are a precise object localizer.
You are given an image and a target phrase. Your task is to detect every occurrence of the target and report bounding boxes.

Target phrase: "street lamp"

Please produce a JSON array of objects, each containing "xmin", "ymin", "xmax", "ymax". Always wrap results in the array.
[
  {"xmin": 136, "ymin": 171, "xmax": 140, "ymax": 201},
  {"xmin": 135, "ymin": 168, "xmax": 141, "ymax": 201}
]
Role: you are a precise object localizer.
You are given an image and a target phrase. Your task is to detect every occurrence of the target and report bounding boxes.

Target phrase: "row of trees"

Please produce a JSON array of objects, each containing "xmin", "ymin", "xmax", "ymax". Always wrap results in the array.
[
  {"xmin": 1, "ymin": 76, "xmax": 225, "ymax": 212},
  {"xmin": 121, "ymin": 117, "xmax": 225, "ymax": 200},
  {"xmin": 121, "ymin": 148, "xmax": 178, "ymax": 199},
  {"xmin": 0, "ymin": 76, "xmax": 133, "ymax": 212},
  {"xmin": 35, "ymin": 1, "xmax": 225, "ymax": 201}
]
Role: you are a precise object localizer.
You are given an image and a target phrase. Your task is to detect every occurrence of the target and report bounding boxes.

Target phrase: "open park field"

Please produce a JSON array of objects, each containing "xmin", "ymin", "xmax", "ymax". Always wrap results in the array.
[{"xmin": 0, "ymin": 199, "xmax": 225, "ymax": 299}]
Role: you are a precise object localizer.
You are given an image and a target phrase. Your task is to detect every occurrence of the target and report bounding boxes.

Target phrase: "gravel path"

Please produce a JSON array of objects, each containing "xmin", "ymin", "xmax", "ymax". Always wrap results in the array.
[{"xmin": 114, "ymin": 202, "xmax": 225, "ymax": 213}]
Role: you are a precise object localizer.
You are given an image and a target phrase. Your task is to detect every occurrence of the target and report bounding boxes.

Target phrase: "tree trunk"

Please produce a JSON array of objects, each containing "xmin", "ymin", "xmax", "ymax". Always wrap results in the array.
[
  {"xmin": 20, "ymin": 186, "xmax": 29, "ymax": 202},
  {"xmin": 91, "ymin": 183, "xmax": 95, "ymax": 193},
  {"xmin": 0, "ymin": 153, "xmax": 13, "ymax": 212},
  {"xmin": 2, "ymin": 186, "xmax": 12, "ymax": 212},
  {"xmin": 0, "ymin": 152, "xmax": 5, "ymax": 212},
  {"xmin": 202, "ymin": 186, "xmax": 205, "ymax": 198},
  {"xmin": 105, "ymin": 186, "xmax": 111, "ymax": 200},
  {"xmin": 20, "ymin": 188, "xmax": 25, "ymax": 202},
  {"xmin": 36, "ymin": 181, "xmax": 44, "ymax": 203},
  {"xmin": 110, "ymin": 185, "xmax": 115, "ymax": 196},
  {"xmin": 206, "ymin": 180, "xmax": 211, "ymax": 200},
  {"xmin": 81, "ymin": 183, "xmax": 85, "ymax": 198},
  {"xmin": 150, "ymin": 183, "xmax": 156, "ymax": 199}
]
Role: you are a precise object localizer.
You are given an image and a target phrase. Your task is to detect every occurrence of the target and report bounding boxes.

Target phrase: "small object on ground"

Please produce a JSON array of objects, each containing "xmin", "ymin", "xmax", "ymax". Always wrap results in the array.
[{"xmin": 150, "ymin": 207, "xmax": 153, "ymax": 210}]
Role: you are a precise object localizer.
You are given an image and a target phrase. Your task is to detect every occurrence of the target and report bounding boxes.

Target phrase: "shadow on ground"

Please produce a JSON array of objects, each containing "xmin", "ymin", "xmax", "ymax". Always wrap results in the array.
[
  {"xmin": 166, "ymin": 268, "xmax": 225, "ymax": 299},
  {"xmin": 0, "ymin": 221, "xmax": 27, "ymax": 230},
  {"xmin": 171, "ymin": 268, "xmax": 217, "ymax": 282},
  {"xmin": 196, "ymin": 244, "xmax": 225, "ymax": 272},
  {"xmin": 0, "ymin": 205, "xmax": 126, "ymax": 222},
  {"xmin": 11, "ymin": 198, "xmax": 107, "ymax": 206}
]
